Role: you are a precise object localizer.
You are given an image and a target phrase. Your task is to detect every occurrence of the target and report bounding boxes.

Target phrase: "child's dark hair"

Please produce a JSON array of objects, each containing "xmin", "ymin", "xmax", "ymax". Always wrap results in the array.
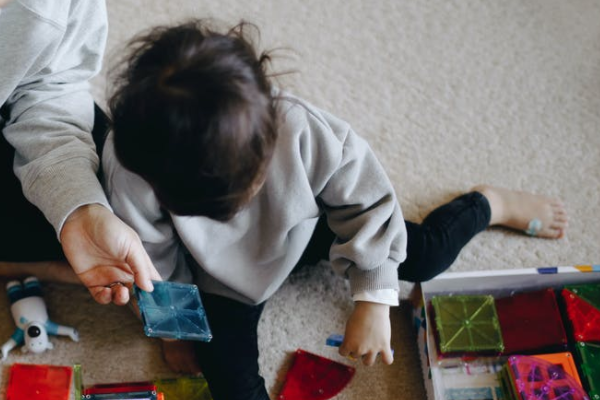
[{"xmin": 109, "ymin": 20, "xmax": 278, "ymax": 221}]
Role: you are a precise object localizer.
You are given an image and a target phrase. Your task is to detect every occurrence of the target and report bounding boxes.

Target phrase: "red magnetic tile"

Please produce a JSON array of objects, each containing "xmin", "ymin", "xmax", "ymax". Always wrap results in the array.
[
  {"xmin": 496, "ymin": 289, "xmax": 568, "ymax": 354},
  {"xmin": 562, "ymin": 288, "xmax": 600, "ymax": 342},
  {"xmin": 565, "ymin": 284, "xmax": 600, "ymax": 311},
  {"xmin": 278, "ymin": 349, "xmax": 355, "ymax": 400},
  {"xmin": 83, "ymin": 381, "xmax": 156, "ymax": 394},
  {"xmin": 6, "ymin": 363, "xmax": 72, "ymax": 400}
]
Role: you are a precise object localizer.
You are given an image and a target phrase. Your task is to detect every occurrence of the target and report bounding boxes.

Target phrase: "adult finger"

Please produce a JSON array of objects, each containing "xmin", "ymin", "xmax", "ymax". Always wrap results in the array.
[
  {"xmin": 90, "ymin": 286, "xmax": 112, "ymax": 305},
  {"xmin": 111, "ymin": 285, "xmax": 130, "ymax": 306},
  {"xmin": 126, "ymin": 241, "xmax": 161, "ymax": 291}
]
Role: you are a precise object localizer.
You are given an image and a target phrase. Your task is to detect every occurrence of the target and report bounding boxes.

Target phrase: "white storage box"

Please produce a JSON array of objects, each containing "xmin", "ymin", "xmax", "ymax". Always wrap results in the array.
[{"xmin": 415, "ymin": 265, "xmax": 600, "ymax": 400}]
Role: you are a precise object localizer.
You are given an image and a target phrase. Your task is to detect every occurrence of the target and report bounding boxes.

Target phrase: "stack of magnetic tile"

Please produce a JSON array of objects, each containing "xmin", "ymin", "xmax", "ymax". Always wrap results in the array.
[
  {"xmin": 430, "ymin": 295, "xmax": 504, "ymax": 356},
  {"xmin": 6, "ymin": 364, "xmax": 73, "ymax": 400},
  {"xmin": 499, "ymin": 353, "xmax": 588, "ymax": 400},
  {"xmin": 154, "ymin": 377, "xmax": 213, "ymax": 400},
  {"xmin": 82, "ymin": 382, "xmax": 161, "ymax": 399},
  {"xmin": 432, "ymin": 289, "xmax": 571, "ymax": 358},
  {"xmin": 563, "ymin": 284, "xmax": 600, "ymax": 400},
  {"xmin": 576, "ymin": 342, "xmax": 600, "ymax": 400},
  {"xmin": 495, "ymin": 288, "xmax": 568, "ymax": 355}
]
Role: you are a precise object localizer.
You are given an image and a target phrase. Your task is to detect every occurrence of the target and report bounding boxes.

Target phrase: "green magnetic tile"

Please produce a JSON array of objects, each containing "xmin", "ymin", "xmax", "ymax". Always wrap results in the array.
[
  {"xmin": 500, "ymin": 363, "xmax": 520, "ymax": 400},
  {"xmin": 576, "ymin": 342, "xmax": 600, "ymax": 400},
  {"xmin": 154, "ymin": 377, "xmax": 212, "ymax": 400},
  {"xmin": 565, "ymin": 284, "xmax": 600, "ymax": 311},
  {"xmin": 431, "ymin": 295, "xmax": 504, "ymax": 354}
]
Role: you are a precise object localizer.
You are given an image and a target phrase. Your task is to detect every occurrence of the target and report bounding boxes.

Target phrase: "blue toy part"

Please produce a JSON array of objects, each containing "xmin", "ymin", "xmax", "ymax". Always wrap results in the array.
[
  {"xmin": 326, "ymin": 333, "xmax": 344, "ymax": 347},
  {"xmin": 133, "ymin": 281, "xmax": 212, "ymax": 342}
]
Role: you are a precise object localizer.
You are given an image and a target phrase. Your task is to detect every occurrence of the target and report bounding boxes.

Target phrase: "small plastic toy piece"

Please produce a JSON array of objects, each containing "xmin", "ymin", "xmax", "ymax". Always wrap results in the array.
[
  {"xmin": 154, "ymin": 377, "xmax": 212, "ymax": 400},
  {"xmin": 325, "ymin": 333, "xmax": 344, "ymax": 347},
  {"xmin": 133, "ymin": 280, "xmax": 212, "ymax": 342},
  {"xmin": 278, "ymin": 349, "xmax": 355, "ymax": 400},
  {"xmin": 500, "ymin": 354, "xmax": 589, "ymax": 400},
  {"xmin": 6, "ymin": 363, "xmax": 73, "ymax": 400},
  {"xmin": 82, "ymin": 381, "xmax": 159, "ymax": 399},
  {"xmin": 0, "ymin": 276, "xmax": 79, "ymax": 361},
  {"xmin": 576, "ymin": 342, "xmax": 600, "ymax": 400},
  {"xmin": 431, "ymin": 295, "xmax": 504, "ymax": 355},
  {"xmin": 495, "ymin": 288, "xmax": 568, "ymax": 354},
  {"xmin": 562, "ymin": 287, "xmax": 600, "ymax": 342}
]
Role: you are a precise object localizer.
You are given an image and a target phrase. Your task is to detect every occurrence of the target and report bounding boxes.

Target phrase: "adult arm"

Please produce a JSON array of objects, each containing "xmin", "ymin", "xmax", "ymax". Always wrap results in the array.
[{"xmin": 2, "ymin": 0, "xmax": 158, "ymax": 303}]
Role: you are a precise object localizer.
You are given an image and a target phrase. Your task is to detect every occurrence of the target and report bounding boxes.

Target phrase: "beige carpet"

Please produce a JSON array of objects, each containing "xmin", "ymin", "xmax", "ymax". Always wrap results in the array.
[{"xmin": 2, "ymin": 0, "xmax": 600, "ymax": 399}]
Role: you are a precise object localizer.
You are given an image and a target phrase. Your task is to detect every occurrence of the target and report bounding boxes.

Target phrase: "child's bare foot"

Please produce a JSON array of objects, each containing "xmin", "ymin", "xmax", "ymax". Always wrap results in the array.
[
  {"xmin": 0, "ymin": 261, "xmax": 80, "ymax": 284},
  {"xmin": 472, "ymin": 185, "xmax": 568, "ymax": 239},
  {"xmin": 161, "ymin": 339, "xmax": 203, "ymax": 375}
]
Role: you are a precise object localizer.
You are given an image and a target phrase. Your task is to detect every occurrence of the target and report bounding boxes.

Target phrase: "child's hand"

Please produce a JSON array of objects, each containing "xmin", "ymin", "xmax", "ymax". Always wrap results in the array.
[{"xmin": 339, "ymin": 301, "xmax": 393, "ymax": 366}]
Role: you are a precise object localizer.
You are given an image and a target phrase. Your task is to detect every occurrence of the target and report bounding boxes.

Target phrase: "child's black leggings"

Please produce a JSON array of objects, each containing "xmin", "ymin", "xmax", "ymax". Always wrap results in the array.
[{"xmin": 195, "ymin": 191, "xmax": 492, "ymax": 400}]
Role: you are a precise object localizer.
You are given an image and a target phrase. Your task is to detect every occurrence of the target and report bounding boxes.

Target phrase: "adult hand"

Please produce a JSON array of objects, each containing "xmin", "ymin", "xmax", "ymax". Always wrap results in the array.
[
  {"xmin": 339, "ymin": 301, "xmax": 393, "ymax": 366},
  {"xmin": 60, "ymin": 204, "xmax": 161, "ymax": 305}
]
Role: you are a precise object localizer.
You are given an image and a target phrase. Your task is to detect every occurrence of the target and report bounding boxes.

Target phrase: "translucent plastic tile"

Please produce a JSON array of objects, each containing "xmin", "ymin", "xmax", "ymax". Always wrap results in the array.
[
  {"xmin": 134, "ymin": 281, "xmax": 212, "ymax": 341},
  {"xmin": 83, "ymin": 391, "xmax": 156, "ymax": 399},
  {"xmin": 562, "ymin": 288, "xmax": 600, "ymax": 342},
  {"xmin": 278, "ymin": 349, "xmax": 355, "ymax": 400},
  {"xmin": 431, "ymin": 295, "xmax": 504, "ymax": 355},
  {"xmin": 6, "ymin": 363, "xmax": 72, "ymax": 400},
  {"xmin": 534, "ymin": 352, "xmax": 583, "ymax": 386},
  {"xmin": 154, "ymin": 377, "xmax": 212, "ymax": 400},
  {"xmin": 496, "ymin": 289, "xmax": 567, "ymax": 354},
  {"xmin": 82, "ymin": 382, "xmax": 158, "ymax": 399},
  {"xmin": 501, "ymin": 355, "xmax": 589, "ymax": 400},
  {"xmin": 576, "ymin": 342, "xmax": 600, "ymax": 400},
  {"xmin": 565, "ymin": 284, "xmax": 600, "ymax": 310}
]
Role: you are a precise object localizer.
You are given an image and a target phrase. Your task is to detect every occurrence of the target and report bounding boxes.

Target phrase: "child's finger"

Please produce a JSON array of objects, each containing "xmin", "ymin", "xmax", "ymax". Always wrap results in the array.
[
  {"xmin": 362, "ymin": 351, "xmax": 377, "ymax": 366},
  {"xmin": 337, "ymin": 344, "xmax": 351, "ymax": 358},
  {"xmin": 381, "ymin": 347, "xmax": 394, "ymax": 365}
]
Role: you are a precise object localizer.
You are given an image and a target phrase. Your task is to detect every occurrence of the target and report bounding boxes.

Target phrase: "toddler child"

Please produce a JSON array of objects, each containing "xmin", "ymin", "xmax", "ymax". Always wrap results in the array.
[{"xmin": 102, "ymin": 20, "xmax": 568, "ymax": 400}]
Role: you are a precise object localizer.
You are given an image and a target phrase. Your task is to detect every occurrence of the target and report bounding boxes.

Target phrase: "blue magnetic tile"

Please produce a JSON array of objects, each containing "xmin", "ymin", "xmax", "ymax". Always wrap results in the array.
[{"xmin": 133, "ymin": 281, "xmax": 212, "ymax": 342}]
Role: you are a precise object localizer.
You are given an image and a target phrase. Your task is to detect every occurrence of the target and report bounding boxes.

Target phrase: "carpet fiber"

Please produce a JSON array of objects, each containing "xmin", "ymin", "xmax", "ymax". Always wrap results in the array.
[{"xmin": 1, "ymin": 1, "xmax": 599, "ymax": 399}]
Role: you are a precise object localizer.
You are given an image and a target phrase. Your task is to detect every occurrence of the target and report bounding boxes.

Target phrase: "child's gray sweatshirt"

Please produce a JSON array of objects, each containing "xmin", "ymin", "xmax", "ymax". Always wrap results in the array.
[
  {"xmin": 103, "ymin": 92, "xmax": 407, "ymax": 305},
  {"xmin": 0, "ymin": 0, "xmax": 110, "ymax": 236}
]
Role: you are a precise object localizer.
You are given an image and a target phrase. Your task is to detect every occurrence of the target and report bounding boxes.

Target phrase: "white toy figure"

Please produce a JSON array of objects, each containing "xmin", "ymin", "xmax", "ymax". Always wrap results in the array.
[{"xmin": 0, "ymin": 276, "xmax": 79, "ymax": 361}]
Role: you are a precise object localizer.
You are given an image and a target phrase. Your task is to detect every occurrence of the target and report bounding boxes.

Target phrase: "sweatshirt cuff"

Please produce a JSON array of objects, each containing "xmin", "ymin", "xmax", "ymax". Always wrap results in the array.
[
  {"xmin": 353, "ymin": 289, "xmax": 399, "ymax": 306},
  {"xmin": 347, "ymin": 259, "xmax": 400, "ymax": 297},
  {"xmin": 23, "ymin": 157, "xmax": 111, "ymax": 239}
]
